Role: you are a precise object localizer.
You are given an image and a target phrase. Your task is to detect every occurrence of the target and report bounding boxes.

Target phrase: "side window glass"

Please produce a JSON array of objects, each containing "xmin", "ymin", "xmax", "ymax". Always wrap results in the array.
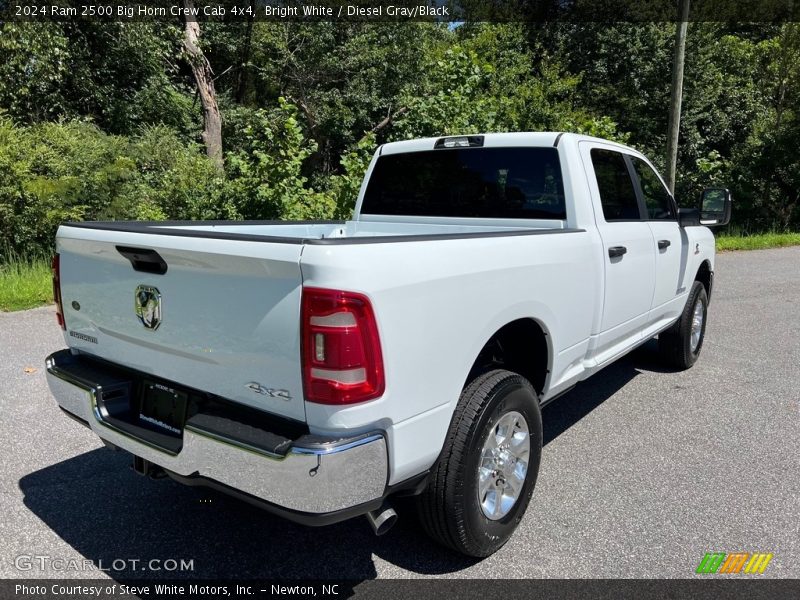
[
  {"xmin": 632, "ymin": 158, "xmax": 675, "ymax": 220},
  {"xmin": 590, "ymin": 149, "xmax": 641, "ymax": 221}
]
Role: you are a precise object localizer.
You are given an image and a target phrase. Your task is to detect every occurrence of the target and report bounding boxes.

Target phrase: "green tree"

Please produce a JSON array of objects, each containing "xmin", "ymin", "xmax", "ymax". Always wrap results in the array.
[
  {"xmin": 0, "ymin": 22, "xmax": 196, "ymax": 136},
  {"xmin": 393, "ymin": 24, "xmax": 623, "ymax": 140},
  {"xmin": 730, "ymin": 24, "xmax": 800, "ymax": 230},
  {"xmin": 225, "ymin": 99, "xmax": 336, "ymax": 220}
]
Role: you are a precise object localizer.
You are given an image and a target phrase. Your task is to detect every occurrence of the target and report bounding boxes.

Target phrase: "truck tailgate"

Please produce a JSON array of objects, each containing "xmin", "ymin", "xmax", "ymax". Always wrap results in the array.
[{"xmin": 56, "ymin": 226, "xmax": 307, "ymax": 422}]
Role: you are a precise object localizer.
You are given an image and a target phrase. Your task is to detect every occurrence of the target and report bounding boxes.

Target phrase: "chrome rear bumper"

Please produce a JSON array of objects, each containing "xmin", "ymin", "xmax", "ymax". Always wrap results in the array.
[{"xmin": 45, "ymin": 350, "xmax": 388, "ymax": 516}]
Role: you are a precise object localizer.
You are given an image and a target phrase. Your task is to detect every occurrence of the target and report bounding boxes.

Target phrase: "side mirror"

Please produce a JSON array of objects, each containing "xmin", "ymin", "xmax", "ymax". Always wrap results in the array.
[{"xmin": 699, "ymin": 188, "xmax": 732, "ymax": 227}]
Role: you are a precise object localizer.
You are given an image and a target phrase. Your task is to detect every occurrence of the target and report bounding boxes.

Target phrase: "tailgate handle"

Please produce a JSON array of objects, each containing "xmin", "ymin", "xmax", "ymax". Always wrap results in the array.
[{"xmin": 116, "ymin": 246, "xmax": 168, "ymax": 275}]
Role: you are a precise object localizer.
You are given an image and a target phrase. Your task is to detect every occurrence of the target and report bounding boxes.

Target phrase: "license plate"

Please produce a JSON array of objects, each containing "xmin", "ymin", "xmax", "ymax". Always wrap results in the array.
[{"xmin": 139, "ymin": 380, "xmax": 188, "ymax": 436}]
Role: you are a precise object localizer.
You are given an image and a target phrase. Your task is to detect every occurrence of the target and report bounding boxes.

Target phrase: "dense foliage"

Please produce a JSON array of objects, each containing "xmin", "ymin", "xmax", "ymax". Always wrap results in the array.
[{"xmin": 1, "ymin": 21, "xmax": 798, "ymax": 260}]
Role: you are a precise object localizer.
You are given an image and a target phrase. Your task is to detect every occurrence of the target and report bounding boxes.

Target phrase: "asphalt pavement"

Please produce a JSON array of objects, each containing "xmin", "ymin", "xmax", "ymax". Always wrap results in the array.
[{"xmin": 1, "ymin": 247, "xmax": 798, "ymax": 580}]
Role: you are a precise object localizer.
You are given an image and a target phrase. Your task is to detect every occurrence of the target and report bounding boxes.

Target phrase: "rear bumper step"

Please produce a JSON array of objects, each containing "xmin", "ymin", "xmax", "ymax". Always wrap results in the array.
[{"xmin": 45, "ymin": 349, "xmax": 389, "ymax": 516}]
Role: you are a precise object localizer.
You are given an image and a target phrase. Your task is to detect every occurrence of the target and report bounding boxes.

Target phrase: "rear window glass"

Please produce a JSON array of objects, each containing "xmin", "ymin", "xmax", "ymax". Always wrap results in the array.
[{"xmin": 361, "ymin": 147, "xmax": 566, "ymax": 219}]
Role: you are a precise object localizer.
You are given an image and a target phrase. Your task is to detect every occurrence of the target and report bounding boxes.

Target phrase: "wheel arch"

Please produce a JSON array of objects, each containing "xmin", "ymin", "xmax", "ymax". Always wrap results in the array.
[
  {"xmin": 464, "ymin": 317, "xmax": 551, "ymax": 397},
  {"xmin": 695, "ymin": 259, "xmax": 713, "ymax": 300}
]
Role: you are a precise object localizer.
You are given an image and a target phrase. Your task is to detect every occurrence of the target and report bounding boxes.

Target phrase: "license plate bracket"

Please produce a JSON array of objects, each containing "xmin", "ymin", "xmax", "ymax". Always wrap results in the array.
[{"xmin": 138, "ymin": 380, "xmax": 188, "ymax": 437}]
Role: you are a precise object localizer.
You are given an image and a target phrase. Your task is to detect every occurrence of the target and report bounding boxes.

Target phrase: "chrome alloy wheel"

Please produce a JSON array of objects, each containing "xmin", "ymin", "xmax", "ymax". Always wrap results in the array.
[
  {"xmin": 690, "ymin": 298, "xmax": 705, "ymax": 353},
  {"xmin": 477, "ymin": 410, "xmax": 530, "ymax": 520}
]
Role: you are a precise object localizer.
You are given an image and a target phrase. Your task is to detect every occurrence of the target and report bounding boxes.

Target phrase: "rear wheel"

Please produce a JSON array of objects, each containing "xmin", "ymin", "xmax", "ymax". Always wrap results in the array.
[
  {"xmin": 659, "ymin": 280, "xmax": 708, "ymax": 370},
  {"xmin": 416, "ymin": 370, "xmax": 542, "ymax": 557}
]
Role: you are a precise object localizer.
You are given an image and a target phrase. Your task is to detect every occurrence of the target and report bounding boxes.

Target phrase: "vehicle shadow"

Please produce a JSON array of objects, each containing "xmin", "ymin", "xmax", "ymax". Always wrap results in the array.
[
  {"xmin": 18, "ymin": 341, "xmax": 670, "ymax": 579},
  {"xmin": 542, "ymin": 339, "xmax": 670, "ymax": 445}
]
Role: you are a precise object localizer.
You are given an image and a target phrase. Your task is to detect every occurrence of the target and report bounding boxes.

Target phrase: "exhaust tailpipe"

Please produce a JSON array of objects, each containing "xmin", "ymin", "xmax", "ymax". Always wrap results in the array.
[{"xmin": 366, "ymin": 503, "xmax": 398, "ymax": 536}]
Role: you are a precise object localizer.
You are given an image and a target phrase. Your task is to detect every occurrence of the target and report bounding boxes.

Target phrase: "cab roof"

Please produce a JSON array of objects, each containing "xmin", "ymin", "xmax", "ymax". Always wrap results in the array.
[{"xmin": 379, "ymin": 132, "xmax": 634, "ymax": 155}]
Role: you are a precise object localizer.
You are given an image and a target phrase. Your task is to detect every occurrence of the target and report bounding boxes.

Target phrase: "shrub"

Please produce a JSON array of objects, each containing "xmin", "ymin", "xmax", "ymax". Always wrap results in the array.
[{"xmin": 0, "ymin": 117, "xmax": 234, "ymax": 260}]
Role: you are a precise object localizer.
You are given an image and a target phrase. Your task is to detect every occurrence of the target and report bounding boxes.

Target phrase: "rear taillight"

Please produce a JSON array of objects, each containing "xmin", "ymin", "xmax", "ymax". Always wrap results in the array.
[
  {"xmin": 52, "ymin": 254, "xmax": 65, "ymax": 330},
  {"xmin": 301, "ymin": 287, "xmax": 385, "ymax": 405}
]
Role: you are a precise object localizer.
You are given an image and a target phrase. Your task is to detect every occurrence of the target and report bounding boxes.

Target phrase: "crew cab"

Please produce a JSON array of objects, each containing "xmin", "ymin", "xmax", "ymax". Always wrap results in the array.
[{"xmin": 45, "ymin": 133, "xmax": 731, "ymax": 557}]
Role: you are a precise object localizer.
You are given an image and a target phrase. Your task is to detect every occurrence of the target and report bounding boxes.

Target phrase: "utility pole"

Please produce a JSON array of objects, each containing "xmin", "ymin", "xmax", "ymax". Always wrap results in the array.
[{"xmin": 665, "ymin": 0, "xmax": 690, "ymax": 194}]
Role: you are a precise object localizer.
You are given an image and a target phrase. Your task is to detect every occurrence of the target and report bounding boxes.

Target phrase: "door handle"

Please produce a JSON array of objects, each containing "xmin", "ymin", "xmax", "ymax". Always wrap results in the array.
[
  {"xmin": 608, "ymin": 246, "xmax": 627, "ymax": 258},
  {"xmin": 658, "ymin": 239, "xmax": 671, "ymax": 250}
]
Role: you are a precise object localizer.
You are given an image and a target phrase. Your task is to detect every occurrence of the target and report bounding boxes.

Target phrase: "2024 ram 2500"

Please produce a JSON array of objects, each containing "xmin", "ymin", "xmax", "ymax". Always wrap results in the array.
[{"xmin": 46, "ymin": 132, "xmax": 731, "ymax": 557}]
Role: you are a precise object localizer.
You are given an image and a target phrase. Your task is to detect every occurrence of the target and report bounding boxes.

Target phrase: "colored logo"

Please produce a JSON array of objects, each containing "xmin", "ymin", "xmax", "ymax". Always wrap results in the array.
[{"xmin": 696, "ymin": 552, "xmax": 773, "ymax": 574}]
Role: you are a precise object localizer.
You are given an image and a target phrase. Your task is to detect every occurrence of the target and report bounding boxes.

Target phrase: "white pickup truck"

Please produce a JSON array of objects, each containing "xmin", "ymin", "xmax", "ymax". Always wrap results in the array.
[{"xmin": 46, "ymin": 132, "xmax": 731, "ymax": 557}]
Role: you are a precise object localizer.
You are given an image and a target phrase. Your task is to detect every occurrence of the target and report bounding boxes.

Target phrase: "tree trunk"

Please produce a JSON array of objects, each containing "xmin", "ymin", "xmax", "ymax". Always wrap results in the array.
[{"xmin": 183, "ymin": 0, "xmax": 223, "ymax": 171}]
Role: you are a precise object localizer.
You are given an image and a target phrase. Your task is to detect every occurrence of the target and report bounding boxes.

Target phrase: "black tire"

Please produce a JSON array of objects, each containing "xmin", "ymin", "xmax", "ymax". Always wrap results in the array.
[
  {"xmin": 659, "ymin": 280, "xmax": 709, "ymax": 370},
  {"xmin": 415, "ymin": 369, "xmax": 542, "ymax": 557}
]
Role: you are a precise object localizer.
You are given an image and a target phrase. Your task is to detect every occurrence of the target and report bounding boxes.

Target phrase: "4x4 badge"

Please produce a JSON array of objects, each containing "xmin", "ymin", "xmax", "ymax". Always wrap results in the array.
[{"xmin": 135, "ymin": 285, "xmax": 162, "ymax": 330}]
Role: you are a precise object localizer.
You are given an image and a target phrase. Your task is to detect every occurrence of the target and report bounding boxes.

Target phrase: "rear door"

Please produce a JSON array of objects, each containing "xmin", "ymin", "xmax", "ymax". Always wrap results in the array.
[
  {"xmin": 56, "ymin": 227, "xmax": 307, "ymax": 422},
  {"xmin": 580, "ymin": 144, "xmax": 656, "ymax": 361}
]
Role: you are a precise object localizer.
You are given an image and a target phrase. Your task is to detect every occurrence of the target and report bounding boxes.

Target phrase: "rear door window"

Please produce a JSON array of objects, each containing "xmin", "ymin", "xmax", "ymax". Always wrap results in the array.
[{"xmin": 590, "ymin": 149, "xmax": 642, "ymax": 221}]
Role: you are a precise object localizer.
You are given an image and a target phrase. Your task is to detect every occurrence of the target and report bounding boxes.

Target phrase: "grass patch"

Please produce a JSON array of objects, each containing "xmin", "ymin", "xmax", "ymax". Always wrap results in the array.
[
  {"xmin": 0, "ymin": 257, "xmax": 53, "ymax": 311},
  {"xmin": 715, "ymin": 231, "xmax": 800, "ymax": 252}
]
